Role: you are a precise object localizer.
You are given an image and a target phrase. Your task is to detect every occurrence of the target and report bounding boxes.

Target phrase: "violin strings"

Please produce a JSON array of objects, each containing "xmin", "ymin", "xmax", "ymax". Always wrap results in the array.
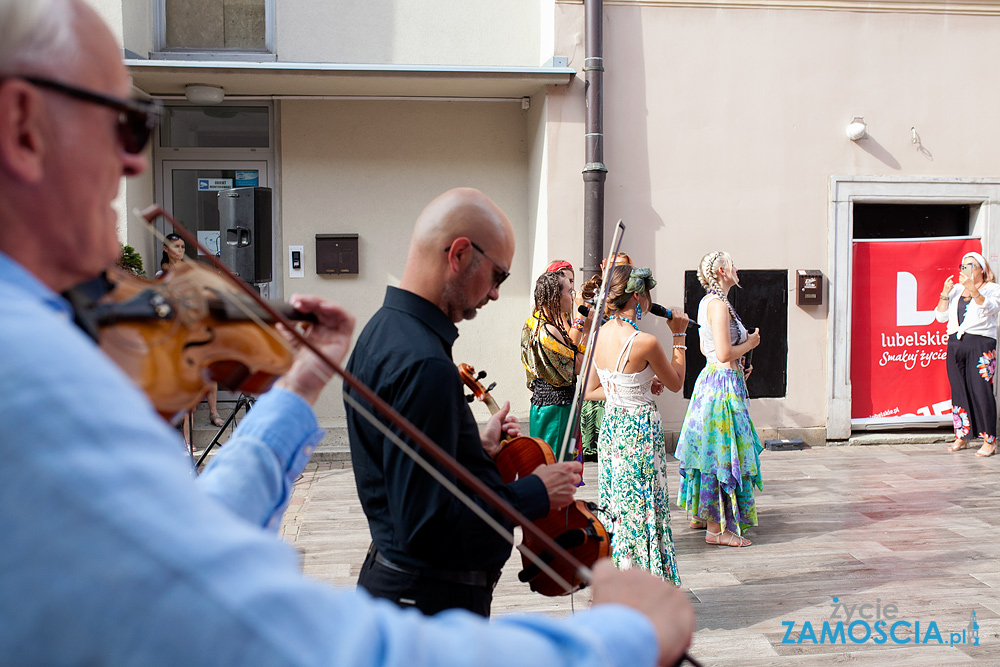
[{"xmin": 343, "ymin": 392, "xmax": 580, "ymax": 595}]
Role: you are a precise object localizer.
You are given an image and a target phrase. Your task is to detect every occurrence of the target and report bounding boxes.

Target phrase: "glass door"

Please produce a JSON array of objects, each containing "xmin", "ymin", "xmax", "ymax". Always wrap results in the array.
[{"xmin": 160, "ymin": 160, "xmax": 270, "ymax": 264}]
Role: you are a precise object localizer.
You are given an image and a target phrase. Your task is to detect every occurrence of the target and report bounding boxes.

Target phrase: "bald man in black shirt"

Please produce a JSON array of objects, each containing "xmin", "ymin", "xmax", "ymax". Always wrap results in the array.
[{"xmin": 345, "ymin": 188, "xmax": 582, "ymax": 617}]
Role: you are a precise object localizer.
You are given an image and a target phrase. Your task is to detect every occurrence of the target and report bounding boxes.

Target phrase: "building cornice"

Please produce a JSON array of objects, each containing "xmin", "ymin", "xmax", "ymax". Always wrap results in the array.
[{"xmin": 557, "ymin": 0, "xmax": 1000, "ymax": 16}]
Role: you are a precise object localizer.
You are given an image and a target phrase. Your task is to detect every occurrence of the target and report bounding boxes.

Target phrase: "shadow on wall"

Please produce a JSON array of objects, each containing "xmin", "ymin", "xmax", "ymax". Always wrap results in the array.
[{"xmin": 855, "ymin": 134, "xmax": 901, "ymax": 170}]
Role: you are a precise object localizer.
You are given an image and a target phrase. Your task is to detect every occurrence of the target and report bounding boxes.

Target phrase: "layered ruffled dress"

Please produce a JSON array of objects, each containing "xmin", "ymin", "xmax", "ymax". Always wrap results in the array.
[{"xmin": 675, "ymin": 294, "xmax": 763, "ymax": 535}]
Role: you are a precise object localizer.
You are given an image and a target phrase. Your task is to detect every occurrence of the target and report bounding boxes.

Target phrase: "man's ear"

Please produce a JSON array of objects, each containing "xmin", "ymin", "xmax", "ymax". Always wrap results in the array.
[
  {"xmin": 0, "ymin": 81, "xmax": 47, "ymax": 184},
  {"xmin": 444, "ymin": 237, "xmax": 472, "ymax": 275}
]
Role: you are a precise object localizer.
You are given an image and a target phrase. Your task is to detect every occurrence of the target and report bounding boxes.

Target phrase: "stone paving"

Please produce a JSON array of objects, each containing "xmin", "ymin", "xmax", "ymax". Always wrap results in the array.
[{"xmin": 279, "ymin": 445, "xmax": 1000, "ymax": 665}]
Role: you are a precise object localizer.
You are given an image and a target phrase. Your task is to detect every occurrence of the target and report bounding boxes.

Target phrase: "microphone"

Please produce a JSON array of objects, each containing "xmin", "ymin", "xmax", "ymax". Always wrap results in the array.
[
  {"xmin": 648, "ymin": 303, "xmax": 671, "ymax": 319},
  {"xmin": 578, "ymin": 304, "xmax": 590, "ymax": 317},
  {"xmin": 650, "ymin": 303, "xmax": 700, "ymax": 328}
]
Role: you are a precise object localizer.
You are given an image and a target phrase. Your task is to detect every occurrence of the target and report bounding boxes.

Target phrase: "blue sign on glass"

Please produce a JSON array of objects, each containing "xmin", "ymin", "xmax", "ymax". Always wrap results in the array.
[
  {"xmin": 235, "ymin": 170, "xmax": 260, "ymax": 187},
  {"xmin": 197, "ymin": 178, "xmax": 232, "ymax": 191}
]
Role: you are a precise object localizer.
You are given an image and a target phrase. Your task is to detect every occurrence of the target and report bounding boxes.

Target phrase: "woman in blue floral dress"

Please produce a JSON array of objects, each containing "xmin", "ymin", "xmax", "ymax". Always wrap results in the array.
[
  {"xmin": 585, "ymin": 265, "xmax": 688, "ymax": 583},
  {"xmin": 676, "ymin": 251, "xmax": 763, "ymax": 547}
]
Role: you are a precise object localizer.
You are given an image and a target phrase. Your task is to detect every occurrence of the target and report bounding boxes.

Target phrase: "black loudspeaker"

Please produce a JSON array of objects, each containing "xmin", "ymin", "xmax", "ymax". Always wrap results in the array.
[{"xmin": 218, "ymin": 186, "xmax": 272, "ymax": 283}]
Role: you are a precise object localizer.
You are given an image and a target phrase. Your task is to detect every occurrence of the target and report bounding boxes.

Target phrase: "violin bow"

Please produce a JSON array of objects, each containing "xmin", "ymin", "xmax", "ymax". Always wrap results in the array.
[{"xmin": 555, "ymin": 220, "xmax": 625, "ymax": 463}]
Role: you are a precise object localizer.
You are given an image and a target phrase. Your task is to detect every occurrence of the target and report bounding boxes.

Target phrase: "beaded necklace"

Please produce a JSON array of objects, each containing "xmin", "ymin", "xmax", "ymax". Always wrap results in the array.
[{"xmin": 616, "ymin": 315, "xmax": 639, "ymax": 331}]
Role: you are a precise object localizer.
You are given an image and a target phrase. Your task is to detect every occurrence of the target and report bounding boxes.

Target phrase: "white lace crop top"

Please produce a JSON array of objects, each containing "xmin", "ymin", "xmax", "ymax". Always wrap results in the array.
[
  {"xmin": 595, "ymin": 331, "xmax": 657, "ymax": 408},
  {"xmin": 698, "ymin": 294, "xmax": 747, "ymax": 365}
]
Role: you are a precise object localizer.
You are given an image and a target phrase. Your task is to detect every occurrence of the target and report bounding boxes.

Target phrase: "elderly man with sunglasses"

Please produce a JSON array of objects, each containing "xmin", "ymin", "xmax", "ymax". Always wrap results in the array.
[
  {"xmin": 0, "ymin": 1, "xmax": 694, "ymax": 666},
  {"xmin": 345, "ymin": 188, "xmax": 586, "ymax": 618}
]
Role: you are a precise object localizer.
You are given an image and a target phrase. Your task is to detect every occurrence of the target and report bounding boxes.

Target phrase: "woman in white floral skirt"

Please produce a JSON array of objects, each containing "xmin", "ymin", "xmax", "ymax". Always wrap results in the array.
[{"xmin": 585, "ymin": 264, "xmax": 688, "ymax": 583}]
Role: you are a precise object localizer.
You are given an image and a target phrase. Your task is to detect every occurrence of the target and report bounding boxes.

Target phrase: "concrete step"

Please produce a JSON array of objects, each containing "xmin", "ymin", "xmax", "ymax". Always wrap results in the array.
[{"xmin": 185, "ymin": 402, "xmax": 352, "ymax": 464}]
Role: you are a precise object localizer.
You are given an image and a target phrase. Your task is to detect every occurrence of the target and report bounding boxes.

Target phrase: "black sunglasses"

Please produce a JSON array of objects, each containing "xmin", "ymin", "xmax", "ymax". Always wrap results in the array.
[
  {"xmin": 444, "ymin": 239, "xmax": 510, "ymax": 288},
  {"xmin": 19, "ymin": 75, "xmax": 161, "ymax": 154}
]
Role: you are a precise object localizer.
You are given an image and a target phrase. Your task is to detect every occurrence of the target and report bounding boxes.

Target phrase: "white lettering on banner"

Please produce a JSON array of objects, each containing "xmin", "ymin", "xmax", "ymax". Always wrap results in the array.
[
  {"xmin": 880, "ymin": 332, "xmax": 947, "ymax": 347},
  {"xmin": 914, "ymin": 400, "xmax": 952, "ymax": 417},
  {"xmin": 879, "ymin": 349, "xmax": 947, "ymax": 370},
  {"xmin": 896, "ymin": 272, "xmax": 936, "ymax": 326}
]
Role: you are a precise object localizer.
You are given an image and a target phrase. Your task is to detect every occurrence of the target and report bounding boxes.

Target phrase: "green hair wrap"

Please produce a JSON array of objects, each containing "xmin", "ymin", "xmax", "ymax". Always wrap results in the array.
[{"xmin": 626, "ymin": 267, "xmax": 656, "ymax": 295}]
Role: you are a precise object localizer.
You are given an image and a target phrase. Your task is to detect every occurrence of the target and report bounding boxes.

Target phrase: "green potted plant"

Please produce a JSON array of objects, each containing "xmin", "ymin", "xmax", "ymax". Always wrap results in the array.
[{"xmin": 117, "ymin": 244, "xmax": 145, "ymax": 278}]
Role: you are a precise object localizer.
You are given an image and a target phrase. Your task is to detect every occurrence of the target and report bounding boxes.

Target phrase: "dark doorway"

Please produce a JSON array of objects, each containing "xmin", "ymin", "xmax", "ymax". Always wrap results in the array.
[
  {"xmin": 682, "ymin": 270, "xmax": 788, "ymax": 399},
  {"xmin": 853, "ymin": 203, "xmax": 972, "ymax": 239}
]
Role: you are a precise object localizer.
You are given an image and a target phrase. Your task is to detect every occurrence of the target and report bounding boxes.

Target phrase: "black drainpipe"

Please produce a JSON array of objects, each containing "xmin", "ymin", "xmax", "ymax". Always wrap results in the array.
[{"xmin": 582, "ymin": 0, "xmax": 607, "ymax": 281}]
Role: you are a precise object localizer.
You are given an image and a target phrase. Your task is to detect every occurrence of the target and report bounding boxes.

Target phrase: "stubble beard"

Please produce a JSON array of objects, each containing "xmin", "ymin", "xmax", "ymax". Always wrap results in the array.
[{"xmin": 442, "ymin": 254, "xmax": 485, "ymax": 322}]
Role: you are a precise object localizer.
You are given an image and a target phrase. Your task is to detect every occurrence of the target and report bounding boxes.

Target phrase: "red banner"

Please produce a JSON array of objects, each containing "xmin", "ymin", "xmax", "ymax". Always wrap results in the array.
[{"xmin": 851, "ymin": 238, "xmax": 982, "ymax": 422}]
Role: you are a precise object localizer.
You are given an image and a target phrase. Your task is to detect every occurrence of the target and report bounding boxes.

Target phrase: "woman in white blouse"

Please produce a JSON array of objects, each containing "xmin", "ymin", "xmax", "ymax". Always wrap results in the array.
[{"xmin": 935, "ymin": 251, "xmax": 1000, "ymax": 457}]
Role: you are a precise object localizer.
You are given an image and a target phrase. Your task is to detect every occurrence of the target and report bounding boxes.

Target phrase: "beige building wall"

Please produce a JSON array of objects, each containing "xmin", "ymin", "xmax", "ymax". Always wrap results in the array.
[
  {"xmin": 276, "ymin": 0, "xmax": 543, "ymax": 65},
  {"xmin": 83, "ymin": 0, "xmax": 122, "ymax": 39},
  {"xmin": 548, "ymin": 2, "xmax": 1000, "ymax": 441},
  {"xmin": 279, "ymin": 99, "xmax": 536, "ymax": 426},
  {"xmin": 82, "ymin": 0, "xmax": 155, "ymax": 260}
]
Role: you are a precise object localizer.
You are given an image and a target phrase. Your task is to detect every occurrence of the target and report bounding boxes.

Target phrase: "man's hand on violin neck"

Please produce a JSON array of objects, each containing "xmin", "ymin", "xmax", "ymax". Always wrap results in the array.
[
  {"xmin": 479, "ymin": 401, "xmax": 520, "ymax": 458},
  {"xmin": 590, "ymin": 560, "xmax": 695, "ymax": 667},
  {"xmin": 531, "ymin": 461, "xmax": 583, "ymax": 510},
  {"xmin": 274, "ymin": 295, "xmax": 356, "ymax": 406}
]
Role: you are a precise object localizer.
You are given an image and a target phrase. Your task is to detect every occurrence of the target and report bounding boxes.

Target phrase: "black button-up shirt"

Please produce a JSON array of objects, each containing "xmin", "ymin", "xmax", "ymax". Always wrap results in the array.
[{"xmin": 345, "ymin": 287, "xmax": 549, "ymax": 571}]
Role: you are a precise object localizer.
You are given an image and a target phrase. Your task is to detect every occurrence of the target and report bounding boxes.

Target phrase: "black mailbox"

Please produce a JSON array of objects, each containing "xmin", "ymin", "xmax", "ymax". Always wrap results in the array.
[
  {"xmin": 315, "ymin": 234, "xmax": 359, "ymax": 275},
  {"xmin": 796, "ymin": 270, "xmax": 823, "ymax": 306}
]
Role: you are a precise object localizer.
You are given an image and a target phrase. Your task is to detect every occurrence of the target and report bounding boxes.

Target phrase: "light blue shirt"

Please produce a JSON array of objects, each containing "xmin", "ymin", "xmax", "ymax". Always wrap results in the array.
[{"xmin": 0, "ymin": 251, "xmax": 659, "ymax": 666}]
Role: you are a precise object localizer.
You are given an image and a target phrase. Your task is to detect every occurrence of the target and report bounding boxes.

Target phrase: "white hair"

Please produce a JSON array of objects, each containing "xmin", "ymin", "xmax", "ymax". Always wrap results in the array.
[{"xmin": 0, "ymin": 0, "xmax": 79, "ymax": 76}]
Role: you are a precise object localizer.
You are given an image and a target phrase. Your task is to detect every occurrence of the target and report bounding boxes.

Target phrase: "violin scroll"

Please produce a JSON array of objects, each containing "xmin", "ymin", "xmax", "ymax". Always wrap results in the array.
[{"xmin": 457, "ymin": 363, "xmax": 500, "ymax": 412}]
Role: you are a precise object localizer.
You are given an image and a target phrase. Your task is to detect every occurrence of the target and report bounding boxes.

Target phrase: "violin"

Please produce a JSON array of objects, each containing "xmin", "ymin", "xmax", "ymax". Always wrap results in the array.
[
  {"xmin": 458, "ymin": 363, "xmax": 610, "ymax": 596},
  {"xmin": 86, "ymin": 260, "xmax": 312, "ymax": 423}
]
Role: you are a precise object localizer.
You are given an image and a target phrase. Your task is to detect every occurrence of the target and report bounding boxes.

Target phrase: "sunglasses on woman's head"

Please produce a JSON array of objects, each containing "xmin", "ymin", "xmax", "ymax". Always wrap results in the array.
[{"xmin": 17, "ymin": 75, "xmax": 161, "ymax": 154}]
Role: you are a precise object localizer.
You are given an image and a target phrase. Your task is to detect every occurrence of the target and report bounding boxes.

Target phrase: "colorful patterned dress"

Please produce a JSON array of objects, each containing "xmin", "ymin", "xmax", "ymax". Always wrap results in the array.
[
  {"xmin": 521, "ymin": 311, "xmax": 577, "ymax": 454},
  {"xmin": 595, "ymin": 331, "xmax": 680, "ymax": 584},
  {"xmin": 675, "ymin": 294, "xmax": 763, "ymax": 535}
]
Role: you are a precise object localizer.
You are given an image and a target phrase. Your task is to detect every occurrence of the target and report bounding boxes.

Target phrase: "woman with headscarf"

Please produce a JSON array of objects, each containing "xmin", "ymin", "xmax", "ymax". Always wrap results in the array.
[
  {"xmin": 937, "ymin": 251, "xmax": 1000, "ymax": 457},
  {"xmin": 584, "ymin": 264, "xmax": 687, "ymax": 583}
]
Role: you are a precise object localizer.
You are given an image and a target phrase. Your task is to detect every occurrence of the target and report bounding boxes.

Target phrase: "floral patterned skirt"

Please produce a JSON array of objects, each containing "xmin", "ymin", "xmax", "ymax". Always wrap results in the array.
[
  {"xmin": 675, "ymin": 365, "xmax": 763, "ymax": 535},
  {"xmin": 597, "ymin": 403, "xmax": 680, "ymax": 584}
]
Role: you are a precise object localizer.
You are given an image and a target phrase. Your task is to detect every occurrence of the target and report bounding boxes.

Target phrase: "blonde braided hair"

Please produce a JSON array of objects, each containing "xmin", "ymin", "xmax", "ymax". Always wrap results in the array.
[{"xmin": 697, "ymin": 251, "xmax": 746, "ymax": 336}]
